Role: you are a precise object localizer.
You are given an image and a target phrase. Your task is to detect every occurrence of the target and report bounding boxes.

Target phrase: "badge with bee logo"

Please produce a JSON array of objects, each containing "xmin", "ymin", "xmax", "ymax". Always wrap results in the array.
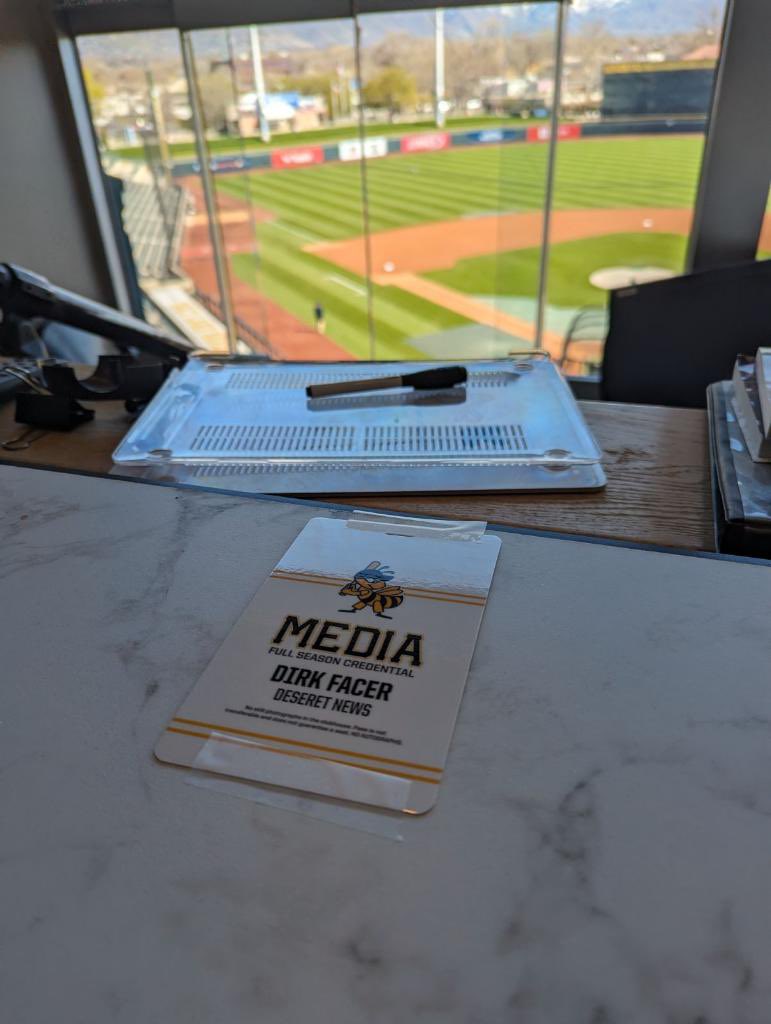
[{"xmin": 338, "ymin": 561, "xmax": 405, "ymax": 619}]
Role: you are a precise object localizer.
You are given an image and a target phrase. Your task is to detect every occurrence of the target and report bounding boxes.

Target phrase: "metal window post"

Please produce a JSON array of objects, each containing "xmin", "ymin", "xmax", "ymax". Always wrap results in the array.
[
  {"xmin": 352, "ymin": 6, "xmax": 376, "ymax": 361},
  {"xmin": 534, "ymin": 0, "xmax": 567, "ymax": 349},
  {"xmin": 57, "ymin": 35, "xmax": 133, "ymax": 313},
  {"xmin": 180, "ymin": 30, "xmax": 238, "ymax": 354}
]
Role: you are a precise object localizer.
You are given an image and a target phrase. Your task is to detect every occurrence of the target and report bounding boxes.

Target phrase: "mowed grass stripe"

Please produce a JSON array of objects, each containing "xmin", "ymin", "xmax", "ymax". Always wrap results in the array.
[
  {"xmin": 222, "ymin": 151, "xmax": 520, "ymax": 227},
  {"xmin": 221, "ymin": 178, "xmax": 365, "ymax": 238},
  {"xmin": 220, "ymin": 171, "xmax": 364, "ymax": 224},
  {"xmin": 274, "ymin": 174, "xmax": 448, "ymax": 225},
  {"xmin": 367, "ymin": 168, "xmax": 509, "ymax": 212},
  {"xmin": 249, "ymin": 181, "xmax": 366, "ymax": 232},
  {"xmin": 224, "ymin": 162, "xmax": 489, "ymax": 231},
  {"xmin": 366, "ymin": 186, "xmax": 489, "ymax": 224},
  {"xmin": 321, "ymin": 163, "xmax": 504, "ymax": 223},
  {"xmin": 366, "ymin": 162, "xmax": 510, "ymax": 190},
  {"xmin": 556, "ymin": 161, "xmax": 697, "ymax": 191}
]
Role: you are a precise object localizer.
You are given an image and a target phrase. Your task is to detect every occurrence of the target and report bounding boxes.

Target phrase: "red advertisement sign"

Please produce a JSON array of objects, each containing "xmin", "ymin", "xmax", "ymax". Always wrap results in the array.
[
  {"xmin": 400, "ymin": 131, "xmax": 450, "ymax": 154},
  {"xmin": 270, "ymin": 145, "xmax": 325, "ymax": 170},
  {"xmin": 526, "ymin": 123, "xmax": 582, "ymax": 143}
]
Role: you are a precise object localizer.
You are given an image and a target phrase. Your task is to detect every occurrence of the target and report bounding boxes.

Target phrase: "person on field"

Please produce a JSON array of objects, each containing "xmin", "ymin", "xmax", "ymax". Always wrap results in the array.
[{"xmin": 313, "ymin": 301, "xmax": 326, "ymax": 334}]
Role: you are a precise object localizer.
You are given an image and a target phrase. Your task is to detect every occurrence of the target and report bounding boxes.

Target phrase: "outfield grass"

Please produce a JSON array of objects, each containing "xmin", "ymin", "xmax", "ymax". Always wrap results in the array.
[
  {"xmin": 215, "ymin": 135, "xmax": 705, "ymax": 357},
  {"xmin": 110, "ymin": 115, "xmax": 527, "ymax": 161}
]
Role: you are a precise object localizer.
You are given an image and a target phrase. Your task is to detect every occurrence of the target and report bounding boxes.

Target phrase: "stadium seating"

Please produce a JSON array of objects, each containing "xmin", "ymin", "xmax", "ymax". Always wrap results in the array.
[{"xmin": 120, "ymin": 179, "xmax": 188, "ymax": 281}]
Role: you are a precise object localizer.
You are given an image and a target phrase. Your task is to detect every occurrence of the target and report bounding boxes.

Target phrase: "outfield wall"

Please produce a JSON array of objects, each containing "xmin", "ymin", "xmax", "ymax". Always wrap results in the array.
[{"xmin": 170, "ymin": 118, "xmax": 707, "ymax": 178}]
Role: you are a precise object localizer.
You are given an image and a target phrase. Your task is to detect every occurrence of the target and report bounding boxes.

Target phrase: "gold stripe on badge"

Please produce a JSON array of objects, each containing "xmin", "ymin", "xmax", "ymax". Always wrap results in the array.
[
  {"xmin": 269, "ymin": 570, "xmax": 486, "ymax": 606},
  {"xmin": 166, "ymin": 726, "xmax": 441, "ymax": 785},
  {"xmin": 172, "ymin": 716, "xmax": 443, "ymax": 774}
]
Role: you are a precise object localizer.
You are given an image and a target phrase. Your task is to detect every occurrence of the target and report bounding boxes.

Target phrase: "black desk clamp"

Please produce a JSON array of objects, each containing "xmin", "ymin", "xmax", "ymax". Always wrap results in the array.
[{"xmin": 0, "ymin": 264, "xmax": 192, "ymax": 431}]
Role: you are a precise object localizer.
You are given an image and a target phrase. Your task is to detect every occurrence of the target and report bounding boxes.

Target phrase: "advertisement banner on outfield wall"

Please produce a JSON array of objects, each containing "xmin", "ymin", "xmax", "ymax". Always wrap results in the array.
[
  {"xmin": 211, "ymin": 157, "xmax": 246, "ymax": 172},
  {"xmin": 271, "ymin": 145, "xmax": 325, "ymax": 170},
  {"xmin": 526, "ymin": 123, "xmax": 582, "ymax": 143},
  {"xmin": 400, "ymin": 132, "xmax": 450, "ymax": 154},
  {"xmin": 474, "ymin": 129, "xmax": 505, "ymax": 144},
  {"xmin": 338, "ymin": 137, "xmax": 388, "ymax": 161},
  {"xmin": 450, "ymin": 128, "xmax": 522, "ymax": 148}
]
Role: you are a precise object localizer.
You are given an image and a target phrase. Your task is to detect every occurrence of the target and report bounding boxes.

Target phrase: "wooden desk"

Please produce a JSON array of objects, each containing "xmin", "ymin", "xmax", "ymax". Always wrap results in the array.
[{"xmin": 0, "ymin": 398, "xmax": 712, "ymax": 551}]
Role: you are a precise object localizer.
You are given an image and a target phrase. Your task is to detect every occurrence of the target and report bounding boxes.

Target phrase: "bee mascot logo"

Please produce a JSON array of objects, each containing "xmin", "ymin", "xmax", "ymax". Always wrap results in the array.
[{"xmin": 339, "ymin": 561, "xmax": 405, "ymax": 619}]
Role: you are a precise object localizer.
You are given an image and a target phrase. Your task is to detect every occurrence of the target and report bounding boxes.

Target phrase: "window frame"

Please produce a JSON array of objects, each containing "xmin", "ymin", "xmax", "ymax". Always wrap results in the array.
[{"xmin": 56, "ymin": 0, "xmax": 557, "ymax": 36}]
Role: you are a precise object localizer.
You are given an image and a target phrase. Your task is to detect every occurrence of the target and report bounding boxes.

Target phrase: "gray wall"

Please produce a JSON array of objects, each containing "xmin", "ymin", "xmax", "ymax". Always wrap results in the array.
[
  {"xmin": 688, "ymin": 0, "xmax": 771, "ymax": 270},
  {"xmin": 0, "ymin": 0, "xmax": 114, "ymax": 302}
]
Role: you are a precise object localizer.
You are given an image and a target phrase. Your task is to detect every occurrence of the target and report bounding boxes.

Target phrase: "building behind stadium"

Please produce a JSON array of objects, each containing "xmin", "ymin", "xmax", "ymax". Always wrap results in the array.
[{"xmin": 601, "ymin": 58, "xmax": 717, "ymax": 119}]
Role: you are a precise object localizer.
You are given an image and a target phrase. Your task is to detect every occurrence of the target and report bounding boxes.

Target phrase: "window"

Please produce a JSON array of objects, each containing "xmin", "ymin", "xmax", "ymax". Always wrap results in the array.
[
  {"xmin": 72, "ymin": 0, "xmax": 730, "ymax": 368},
  {"xmin": 548, "ymin": 0, "xmax": 727, "ymax": 373}
]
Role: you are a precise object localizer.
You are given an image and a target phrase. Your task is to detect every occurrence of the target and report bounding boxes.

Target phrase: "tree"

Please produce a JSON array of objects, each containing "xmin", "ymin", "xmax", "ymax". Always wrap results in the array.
[
  {"xmin": 698, "ymin": 3, "xmax": 724, "ymax": 36},
  {"xmin": 196, "ymin": 70, "xmax": 233, "ymax": 133},
  {"xmin": 82, "ymin": 65, "xmax": 105, "ymax": 106},
  {"xmin": 362, "ymin": 67, "xmax": 418, "ymax": 121}
]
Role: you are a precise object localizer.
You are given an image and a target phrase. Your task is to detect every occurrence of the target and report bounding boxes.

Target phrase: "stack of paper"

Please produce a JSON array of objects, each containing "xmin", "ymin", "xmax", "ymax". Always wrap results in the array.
[{"xmin": 732, "ymin": 348, "xmax": 771, "ymax": 462}]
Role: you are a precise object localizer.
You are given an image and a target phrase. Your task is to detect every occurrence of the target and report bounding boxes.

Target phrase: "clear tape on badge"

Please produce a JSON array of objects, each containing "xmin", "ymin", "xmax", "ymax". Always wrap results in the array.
[
  {"xmin": 188, "ymin": 731, "xmax": 406, "ymax": 840},
  {"xmin": 344, "ymin": 509, "xmax": 487, "ymax": 541},
  {"xmin": 187, "ymin": 775, "xmax": 406, "ymax": 841}
]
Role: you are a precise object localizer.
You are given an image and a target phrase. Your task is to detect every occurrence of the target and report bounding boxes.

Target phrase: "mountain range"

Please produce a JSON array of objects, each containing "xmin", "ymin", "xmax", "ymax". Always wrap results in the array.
[
  {"xmin": 79, "ymin": 1, "xmax": 724, "ymax": 62},
  {"xmin": 267, "ymin": 1, "xmax": 723, "ymax": 46}
]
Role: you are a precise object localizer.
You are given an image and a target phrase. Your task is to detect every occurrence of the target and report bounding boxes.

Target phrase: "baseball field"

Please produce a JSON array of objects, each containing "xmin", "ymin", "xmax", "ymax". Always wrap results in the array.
[{"xmin": 187, "ymin": 134, "xmax": 712, "ymax": 359}]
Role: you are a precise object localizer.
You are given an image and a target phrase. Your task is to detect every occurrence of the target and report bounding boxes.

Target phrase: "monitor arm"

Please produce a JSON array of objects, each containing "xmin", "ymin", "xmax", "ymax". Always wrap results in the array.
[
  {"xmin": 0, "ymin": 263, "xmax": 191, "ymax": 367},
  {"xmin": 0, "ymin": 264, "xmax": 194, "ymax": 430}
]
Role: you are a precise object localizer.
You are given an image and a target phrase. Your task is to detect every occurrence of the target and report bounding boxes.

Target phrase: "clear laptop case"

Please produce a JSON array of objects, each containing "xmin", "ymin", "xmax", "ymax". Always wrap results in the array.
[{"xmin": 113, "ymin": 358, "xmax": 602, "ymax": 471}]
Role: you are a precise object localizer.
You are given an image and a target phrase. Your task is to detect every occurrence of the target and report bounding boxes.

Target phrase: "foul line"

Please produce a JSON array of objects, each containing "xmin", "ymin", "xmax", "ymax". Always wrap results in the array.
[
  {"xmin": 326, "ymin": 274, "xmax": 367, "ymax": 297},
  {"xmin": 274, "ymin": 222, "xmax": 318, "ymax": 243}
]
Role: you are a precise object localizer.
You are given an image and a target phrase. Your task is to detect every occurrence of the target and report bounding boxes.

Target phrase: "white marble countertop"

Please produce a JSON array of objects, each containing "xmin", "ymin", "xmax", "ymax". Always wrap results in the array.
[{"xmin": 2, "ymin": 464, "xmax": 771, "ymax": 1024}]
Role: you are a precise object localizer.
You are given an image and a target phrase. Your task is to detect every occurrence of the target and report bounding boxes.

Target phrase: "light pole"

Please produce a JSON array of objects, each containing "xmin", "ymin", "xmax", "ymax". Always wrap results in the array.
[
  {"xmin": 248, "ymin": 25, "xmax": 270, "ymax": 143},
  {"xmin": 435, "ymin": 9, "xmax": 446, "ymax": 128},
  {"xmin": 145, "ymin": 69, "xmax": 171, "ymax": 181}
]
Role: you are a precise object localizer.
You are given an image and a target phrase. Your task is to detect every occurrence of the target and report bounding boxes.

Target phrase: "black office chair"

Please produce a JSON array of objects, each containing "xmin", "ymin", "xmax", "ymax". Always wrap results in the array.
[{"xmin": 600, "ymin": 258, "xmax": 771, "ymax": 408}]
